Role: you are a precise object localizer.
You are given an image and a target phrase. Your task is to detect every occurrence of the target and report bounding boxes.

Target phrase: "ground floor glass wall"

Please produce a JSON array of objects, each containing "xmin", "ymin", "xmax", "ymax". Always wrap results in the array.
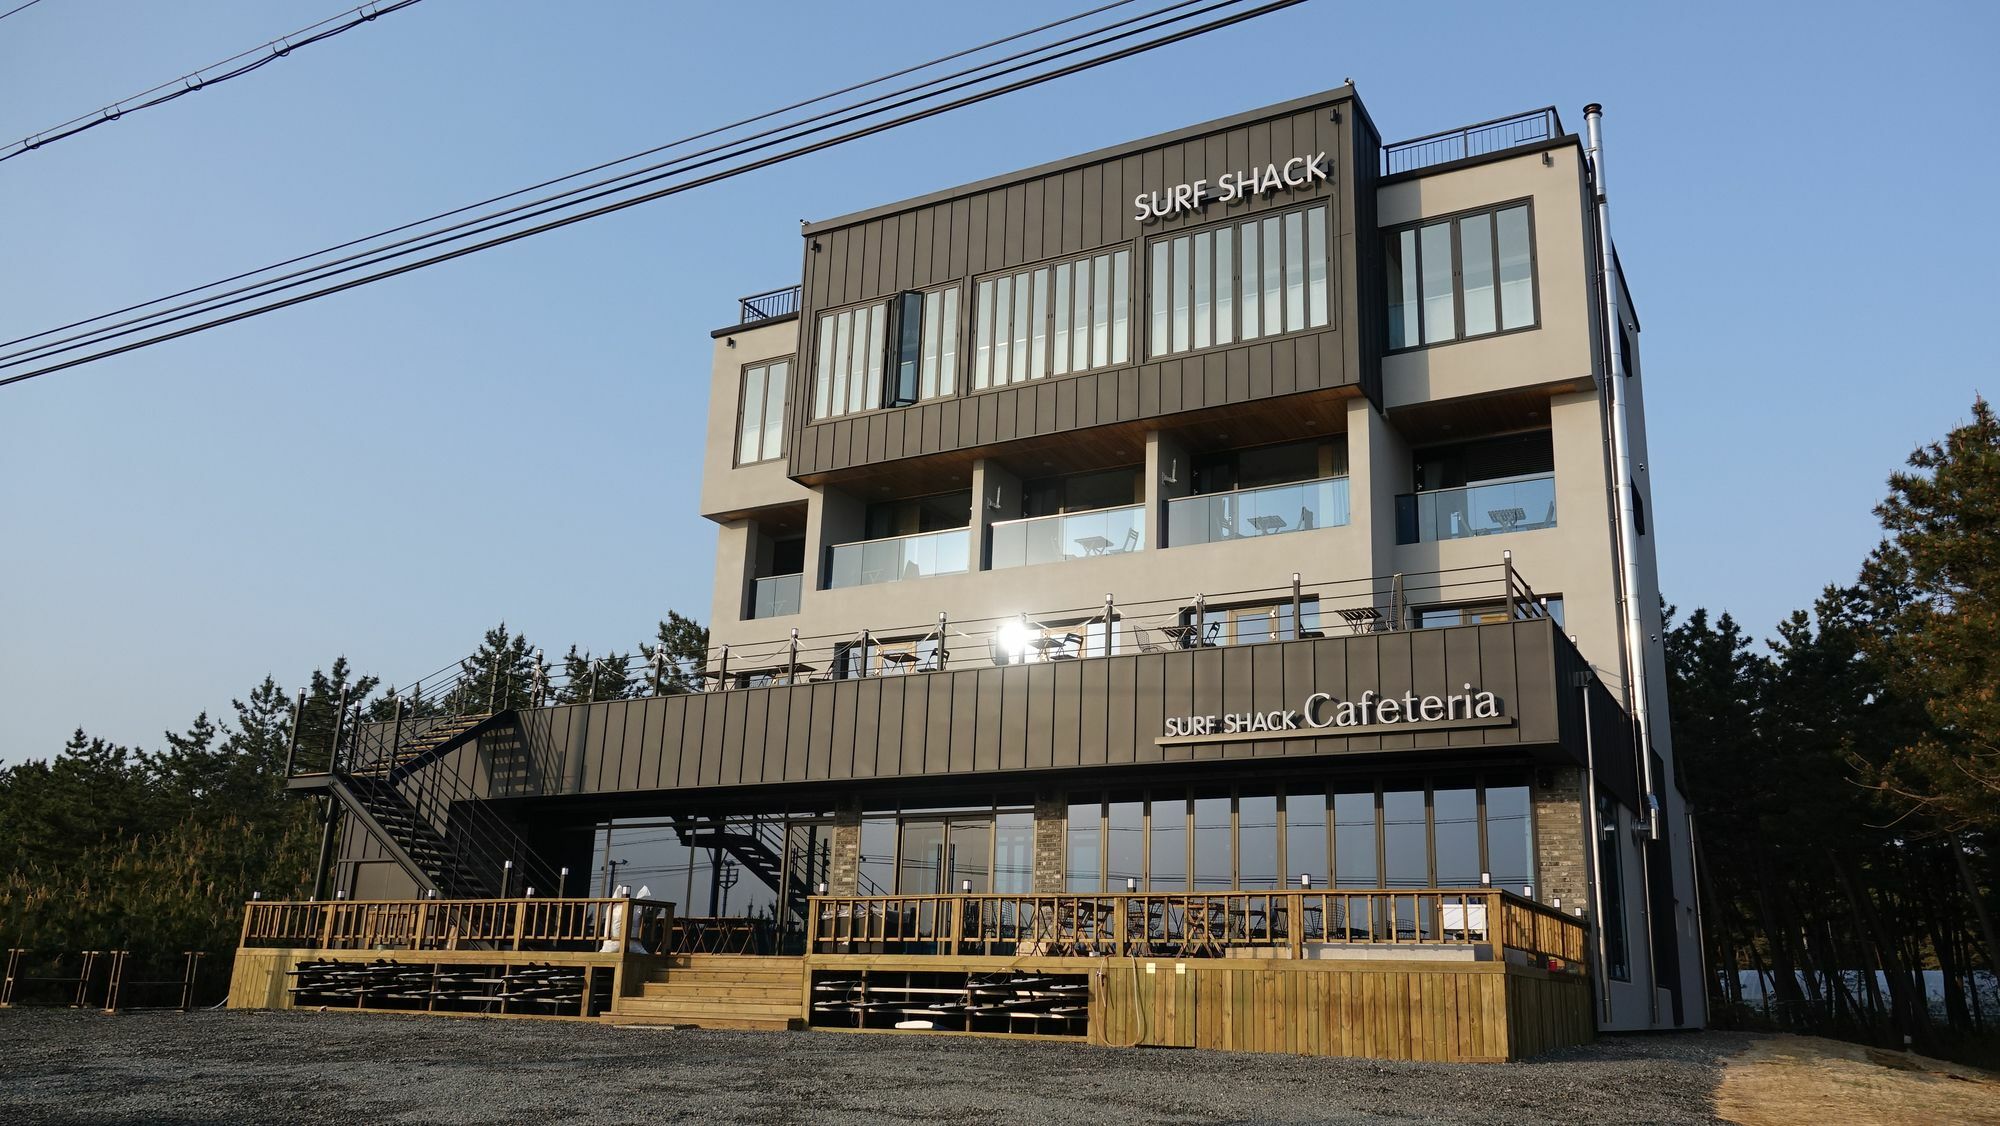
[{"xmin": 1065, "ymin": 773, "xmax": 1533, "ymax": 894}]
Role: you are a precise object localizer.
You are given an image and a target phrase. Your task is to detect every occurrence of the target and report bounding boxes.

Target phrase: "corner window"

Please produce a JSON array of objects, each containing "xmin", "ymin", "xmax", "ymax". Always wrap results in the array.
[
  {"xmin": 1386, "ymin": 202, "xmax": 1536, "ymax": 350},
  {"xmin": 735, "ymin": 358, "xmax": 789, "ymax": 465},
  {"xmin": 971, "ymin": 249, "xmax": 1130, "ymax": 390},
  {"xmin": 1149, "ymin": 203, "xmax": 1331, "ymax": 360}
]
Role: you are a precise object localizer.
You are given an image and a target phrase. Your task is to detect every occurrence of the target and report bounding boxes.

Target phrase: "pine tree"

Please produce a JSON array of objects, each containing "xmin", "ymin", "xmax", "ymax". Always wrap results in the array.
[
  {"xmin": 638, "ymin": 610, "xmax": 711, "ymax": 694},
  {"xmin": 448, "ymin": 623, "xmax": 538, "ymax": 713},
  {"xmin": 1860, "ymin": 396, "xmax": 2000, "ymax": 834}
]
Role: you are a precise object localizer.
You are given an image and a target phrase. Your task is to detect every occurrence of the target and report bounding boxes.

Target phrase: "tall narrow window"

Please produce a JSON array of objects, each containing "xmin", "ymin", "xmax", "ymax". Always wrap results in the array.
[
  {"xmin": 1107, "ymin": 799, "xmax": 1145, "ymax": 890},
  {"xmin": 1385, "ymin": 201, "xmax": 1537, "ymax": 350},
  {"xmin": 1192, "ymin": 794, "xmax": 1232, "ymax": 891},
  {"xmin": 1418, "ymin": 222, "xmax": 1455, "ymax": 345},
  {"xmin": 1333, "ymin": 785, "xmax": 1377, "ymax": 888},
  {"xmin": 1237, "ymin": 792, "xmax": 1279, "ymax": 890},
  {"xmin": 1148, "ymin": 795, "xmax": 1188, "ymax": 891},
  {"xmin": 1066, "ymin": 797, "xmax": 1102, "ymax": 892},
  {"xmin": 889, "ymin": 292, "xmax": 922, "ymax": 407},
  {"xmin": 735, "ymin": 358, "xmax": 789, "ymax": 465},
  {"xmin": 1285, "ymin": 788, "xmax": 1327, "ymax": 886}
]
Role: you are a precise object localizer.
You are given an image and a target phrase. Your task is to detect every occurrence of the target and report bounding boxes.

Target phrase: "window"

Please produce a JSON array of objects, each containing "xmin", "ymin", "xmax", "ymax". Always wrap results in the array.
[
  {"xmin": 735, "ymin": 359, "xmax": 789, "ymax": 465},
  {"xmin": 972, "ymin": 249, "xmax": 1130, "ymax": 389},
  {"xmin": 811, "ymin": 302, "xmax": 885, "ymax": 420},
  {"xmin": 811, "ymin": 288, "xmax": 957, "ymax": 421},
  {"xmin": 1150, "ymin": 203, "xmax": 1331, "ymax": 359},
  {"xmin": 1386, "ymin": 202, "xmax": 1536, "ymax": 350}
]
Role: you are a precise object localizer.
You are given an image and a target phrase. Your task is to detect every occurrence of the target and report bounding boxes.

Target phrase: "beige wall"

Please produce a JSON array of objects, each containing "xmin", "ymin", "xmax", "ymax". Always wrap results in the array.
[
  {"xmin": 699, "ymin": 318, "xmax": 811, "ymax": 520},
  {"xmin": 1377, "ymin": 146, "xmax": 1596, "ymax": 408}
]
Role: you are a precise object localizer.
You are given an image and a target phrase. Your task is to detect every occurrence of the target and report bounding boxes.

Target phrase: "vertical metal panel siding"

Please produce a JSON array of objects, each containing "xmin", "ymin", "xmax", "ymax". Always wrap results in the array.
[
  {"xmin": 420, "ymin": 622, "xmax": 1603, "ymax": 801},
  {"xmin": 789, "ymin": 101, "xmax": 1362, "ymax": 477}
]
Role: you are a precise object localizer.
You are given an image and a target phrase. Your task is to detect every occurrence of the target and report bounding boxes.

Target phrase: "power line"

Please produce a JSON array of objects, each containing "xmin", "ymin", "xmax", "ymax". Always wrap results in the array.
[
  {"xmin": 1, "ymin": 0, "xmax": 426, "ymax": 163},
  {"xmin": 0, "ymin": 0, "xmax": 1156, "ymax": 358},
  {"xmin": 0, "ymin": 0, "xmax": 47, "ymax": 23},
  {"xmin": 0, "ymin": 0, "xmax": 1307, "ymax": 388}
]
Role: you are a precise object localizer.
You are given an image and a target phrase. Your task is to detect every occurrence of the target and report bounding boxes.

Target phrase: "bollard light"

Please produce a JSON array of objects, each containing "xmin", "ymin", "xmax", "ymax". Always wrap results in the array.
[
  {"xmin": 1480, "ymin": 872, "xmax": 1491, "ymax": 887},
  {"xmin": 1125, "ymin": 877, "xmax": 1138, "ymax": 893},
  {"xmin": 960, "ymin": 880, "xmax": 972, "ymax": 894},
  {"xmin": 1299, "ymin": 874, "xmax": 1313, "ymax": 889}
]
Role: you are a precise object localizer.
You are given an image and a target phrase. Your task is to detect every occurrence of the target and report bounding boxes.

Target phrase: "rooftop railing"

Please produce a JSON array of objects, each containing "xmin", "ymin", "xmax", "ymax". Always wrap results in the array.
[
  {"xmin": 737, "ymin": 284, "xmax": 801, "ymax": 325},
  {"xmin": 1382, "ymin": 107, "xmax": 1564, "ymax": 176}
]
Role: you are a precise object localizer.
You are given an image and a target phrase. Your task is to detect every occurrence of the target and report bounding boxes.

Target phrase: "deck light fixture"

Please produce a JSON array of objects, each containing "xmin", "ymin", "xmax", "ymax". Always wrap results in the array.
[
  {"xmin": 1480, "ymin": 872, "xmax": 1491, "ymax": 887},
  {"xmin": 1299, "ymin": 874, "xmax": 1312, "ymax": 889},
  {"xmin": 1125, "ymin": 877, "xmax": 1138, "ymax": 893},
  {"xmin": 960, "ymin": 880, "xmax": 972, "ymax": 893},
  {"xmin": 815, "ymin": 882, "xmax": 827, "ymax": 895},
  {"xmin": 996, "ymin": 616, "xmax": 1034, "ymax": 663}
]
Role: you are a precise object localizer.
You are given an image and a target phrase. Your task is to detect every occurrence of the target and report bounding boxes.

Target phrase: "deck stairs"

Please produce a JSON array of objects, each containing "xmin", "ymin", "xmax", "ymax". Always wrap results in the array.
[{"xmin": 609, "ymin": 955, "xmax": 805, "ymax": 1030}]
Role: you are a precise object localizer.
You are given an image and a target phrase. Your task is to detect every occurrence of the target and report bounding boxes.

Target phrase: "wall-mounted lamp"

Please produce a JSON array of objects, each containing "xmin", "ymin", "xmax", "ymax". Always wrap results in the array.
[
  {"xmin": 525, "ymin": 887, "xmax": 537, "ymax": 898},
  {"xmin": 1521, "ymin": 885, "xmax": 1533, "ymax": 899},
  {"xmin": 986, "ymin": 485, "xmax": 1004, "ymax": 511},
  {"xmin": 1541, "ymin": 151, "xmax": 1554, "ymax": 167},
  {"xmin": 815, "ymin": 882, "xmax": 828, "ymax": 896},
  {"xmin": 960, "ymin": 880, "xmax": 972, "ymax": 894},
  {"xmin": 725, "ymin": 337, "xmax": 736, "ymax": 348},
  {"xmin": 1161, "ymin": 458, "xmax": 1178, "ymax": 486}
]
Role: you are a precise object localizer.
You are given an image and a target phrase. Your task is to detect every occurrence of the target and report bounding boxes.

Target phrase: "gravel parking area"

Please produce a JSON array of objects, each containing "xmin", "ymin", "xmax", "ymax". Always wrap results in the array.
[{"xmin": 0, "ymin": 1009, "xmax": 1738, "ymax": 1124}]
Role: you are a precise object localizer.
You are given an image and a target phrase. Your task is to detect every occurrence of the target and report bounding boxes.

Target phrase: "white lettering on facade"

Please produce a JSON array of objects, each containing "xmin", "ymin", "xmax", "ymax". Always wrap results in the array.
[
  {"xmin": 1165, "ymin": 681, "xmax": 1501, "ymax": 738},
  {"xmin": 1134, "ymin": 153, "xmax": 1330, "ymax": 223}
]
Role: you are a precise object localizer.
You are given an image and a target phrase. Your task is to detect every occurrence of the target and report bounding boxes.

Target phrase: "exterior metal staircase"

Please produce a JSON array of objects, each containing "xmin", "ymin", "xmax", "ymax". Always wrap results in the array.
[{"xmin": 289, "ymin": 700, "xmax": 563, "ymax": 900}]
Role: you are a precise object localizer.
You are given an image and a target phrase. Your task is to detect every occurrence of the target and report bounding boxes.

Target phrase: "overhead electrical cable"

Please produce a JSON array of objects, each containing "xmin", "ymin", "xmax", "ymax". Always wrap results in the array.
[
  {"xmin": 0, "ymin": 0, "xmax": 47, "ymax": 23},
  {"xmin": 1, "ymin": 0, "xmax": 426, "ymax": 163},
  {"xmin": 1, "ymin": 0, "xmax": 1215, "ymax": 371},
  {"xmin": 0, "ymin": 0, "xmax": 1308, "ymax": 388},
  {"xmin": 0, "ymin": 0, "xmax": 1155, "ymax": 357}
]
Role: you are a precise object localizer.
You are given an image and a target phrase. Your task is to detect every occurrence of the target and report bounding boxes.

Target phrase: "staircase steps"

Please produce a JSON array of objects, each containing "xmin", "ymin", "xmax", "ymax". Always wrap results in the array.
[{"xmin": 609, "ymin": 956, "xmax": 805, "ymax": 1031}]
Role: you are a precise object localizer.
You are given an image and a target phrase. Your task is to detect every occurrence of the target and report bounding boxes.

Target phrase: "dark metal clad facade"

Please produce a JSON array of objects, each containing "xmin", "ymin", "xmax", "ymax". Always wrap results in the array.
[
  {"xmin": 400, "ymin": 620, "xmax": 1633, "ymax": 808},
  {"xmin": 788, "ymin": 90, "xmax": 1375, "ymax": 479}
]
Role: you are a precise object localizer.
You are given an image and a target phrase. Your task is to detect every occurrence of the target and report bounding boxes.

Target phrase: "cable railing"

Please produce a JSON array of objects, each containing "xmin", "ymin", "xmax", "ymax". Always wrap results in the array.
[
  {"xmin": 1382, "ymin": 107, "xmax": 1564, "ymax": 176},
  {"xmin": 698, "ymin": 555, "xmax": 1557, "ymax": 689}
]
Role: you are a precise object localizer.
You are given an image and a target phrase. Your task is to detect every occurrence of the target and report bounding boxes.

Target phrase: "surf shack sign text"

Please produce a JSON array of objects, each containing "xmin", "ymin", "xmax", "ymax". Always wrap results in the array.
[
  {"xmin": 1132, "ymin": 152, "xmax": 1331, "ymax": 224},
  {"xmin": 1160, "ymin": 685, "xmax": 1504, "ymax": 744}
]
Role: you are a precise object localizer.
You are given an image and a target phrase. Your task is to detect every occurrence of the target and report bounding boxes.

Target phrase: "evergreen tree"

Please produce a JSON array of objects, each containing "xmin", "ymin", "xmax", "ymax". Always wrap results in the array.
[
  {"xmin": 555, "ymin": 645, "xmax": 636, "ymax": 704},
  {"xmin": 449, "ymin": 623, "xmax": 538, "ymax": 713},
  {"xmin": 639, "ymin": 610, "xmax": 711, "ymax": 694},
  {"xmin": 1859, "ymin": 396, "xmax": 2000, "ymax": 834}
]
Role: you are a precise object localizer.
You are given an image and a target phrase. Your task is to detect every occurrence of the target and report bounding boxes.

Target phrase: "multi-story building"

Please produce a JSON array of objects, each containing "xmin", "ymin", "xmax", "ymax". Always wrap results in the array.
[{"xmin": 297, "ymin": 85, "xmax": 1704, "ymax": 1051}]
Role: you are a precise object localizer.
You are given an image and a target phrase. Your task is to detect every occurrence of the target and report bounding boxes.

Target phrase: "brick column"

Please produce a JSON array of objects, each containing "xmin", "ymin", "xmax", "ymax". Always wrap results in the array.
[
  {"xmin": 1531, "ymin": 766, "xmax": 1589, "ymax": 910},
  {"xmin": 829, "ymin": 804, "xmax": 862, "ymax": 895},
  {"xmin": 1033, "ymin": 796, "xmax": 1067, "ymax": 892}
]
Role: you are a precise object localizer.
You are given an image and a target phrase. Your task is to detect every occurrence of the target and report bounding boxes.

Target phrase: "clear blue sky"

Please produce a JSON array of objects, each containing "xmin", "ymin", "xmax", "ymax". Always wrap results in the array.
[{"xmin": 2, "ymin": 0, "xmax": 1993, "ymax": 763}]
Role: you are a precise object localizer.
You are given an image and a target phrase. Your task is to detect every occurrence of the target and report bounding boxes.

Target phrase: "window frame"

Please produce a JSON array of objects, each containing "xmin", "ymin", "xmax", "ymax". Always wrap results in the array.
[
  {"xmin": 1384, "ymin": 198, "xmax": 1541, "ymax": 354},
  {"xmin": 733, "ymin": 355, "xmax": 793, "ymax": 467},
  {"xmin": 967, "ymin": 245, "xmax": 1132, "ymax": 396},
  {"xmin": 1145, "ymin": 199, "xmax": 1337, "ymax": 364}
]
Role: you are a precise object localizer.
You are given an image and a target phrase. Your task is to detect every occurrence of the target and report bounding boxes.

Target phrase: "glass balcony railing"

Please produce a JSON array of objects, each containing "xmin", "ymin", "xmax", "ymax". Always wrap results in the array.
[
  {"xmin": 1395, "ymin": 473, "xmax": 1557, "ymax": 544},
  {"xmin": 1166, "ymin": 476, "xmax": 1350, "ymax": 547},
  {"xmin": 990, "ymin": 503, "xmax": 1145, "ymax": 569},
  {"xmin": 750, "ymin": 573, "xmax": 802, "ymax": 618},
  {"xmin": 827, "ymin": 527, "xmax": 970, "ymax": 589}
]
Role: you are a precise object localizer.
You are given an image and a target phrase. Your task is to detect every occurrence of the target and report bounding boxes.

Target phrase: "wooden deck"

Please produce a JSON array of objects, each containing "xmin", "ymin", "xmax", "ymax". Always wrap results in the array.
[{"xmin": 226, "ymin": 894, "xmax": 1593, "ymax": 1060}]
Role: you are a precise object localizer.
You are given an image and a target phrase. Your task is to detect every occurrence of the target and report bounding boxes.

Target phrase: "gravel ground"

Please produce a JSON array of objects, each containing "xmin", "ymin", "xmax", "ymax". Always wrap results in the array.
[{"xmin": 0, "ymin": 1008, "xmax": 1742, "ymax": 1125}]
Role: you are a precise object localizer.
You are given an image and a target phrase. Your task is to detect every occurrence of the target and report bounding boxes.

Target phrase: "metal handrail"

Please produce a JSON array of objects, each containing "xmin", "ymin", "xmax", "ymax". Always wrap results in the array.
[
  {"xmin": 738, "ymin": 285, "xmax": 801, "ymax": 324},
  {"xmin": 1383, "ymin": 107, "xmax": 1563, "ymax": 176}
]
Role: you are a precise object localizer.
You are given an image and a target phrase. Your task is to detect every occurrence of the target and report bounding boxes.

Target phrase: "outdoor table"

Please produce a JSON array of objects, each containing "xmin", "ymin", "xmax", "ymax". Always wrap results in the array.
[
  {"xmin": 1074, "ymin": 534, "xmax": 1115, "ymax": 555},
  {"xmin": 1488, "ymin": 507, "xmax": 1526, "ymax": 531},
  {"xmin": 1247, "ymin": 514, "xmax": 1288, "ymax": 535}
]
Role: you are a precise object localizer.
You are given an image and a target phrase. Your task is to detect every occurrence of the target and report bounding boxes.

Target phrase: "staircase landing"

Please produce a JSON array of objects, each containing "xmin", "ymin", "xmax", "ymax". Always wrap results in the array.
[{"xmin": 608, "ymin": 955, "xmax": 805, "ymax": 1031}]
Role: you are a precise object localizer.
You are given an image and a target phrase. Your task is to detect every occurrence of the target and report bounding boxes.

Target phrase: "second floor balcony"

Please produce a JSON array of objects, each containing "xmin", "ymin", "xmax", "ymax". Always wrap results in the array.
[
  {"xmin": 827, "ymin": 527, "xmax": 970, "ymax": 590},
  {"xmin": 1167, "ymin": 475, "xmax": 1350, "ymax": 547},
  {"xmin": 990, "ymin": 503, "xmax": 1145, "ymax": 569},
  {"xmin": 1395, "ymin": 473, "xmax": 1557, "ymax": 545},
  {"xmin": 751, "ymin": 573, "xmax": 803, "ymax": 619}
]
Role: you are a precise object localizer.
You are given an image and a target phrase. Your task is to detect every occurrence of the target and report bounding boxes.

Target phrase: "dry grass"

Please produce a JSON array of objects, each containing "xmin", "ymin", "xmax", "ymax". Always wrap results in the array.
[{"xmin": 1716, "ymin": 1033, "xmax": 2000, "ymax": 1125}]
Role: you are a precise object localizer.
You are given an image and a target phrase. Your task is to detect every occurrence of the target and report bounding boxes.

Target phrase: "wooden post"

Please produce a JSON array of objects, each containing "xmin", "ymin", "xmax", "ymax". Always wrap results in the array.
[
  {"xmin": 413, "ymin": 898, "xmax": 431, "ymax": 951},
  {"xmin": 319, "ymin": 902, "xmax": 338, "ymax": 951},
  {"xmin": 512, "ymin": 900, "xmax": 526, "ymax": 951},
  {"xmin": 1290, "ymin": 892, "xmax": 1304, "ymax": 960}
]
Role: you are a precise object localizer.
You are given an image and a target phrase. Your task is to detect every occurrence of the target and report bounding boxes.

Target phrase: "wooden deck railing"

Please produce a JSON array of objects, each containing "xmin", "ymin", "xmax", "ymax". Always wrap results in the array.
[
  {"xmin": 238, "ymin": 896, "xmax": 676, "ymax": 954},
  {"xmin": 808, "ymin": 890, "xmax": 1586, "ymax": 970}
]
